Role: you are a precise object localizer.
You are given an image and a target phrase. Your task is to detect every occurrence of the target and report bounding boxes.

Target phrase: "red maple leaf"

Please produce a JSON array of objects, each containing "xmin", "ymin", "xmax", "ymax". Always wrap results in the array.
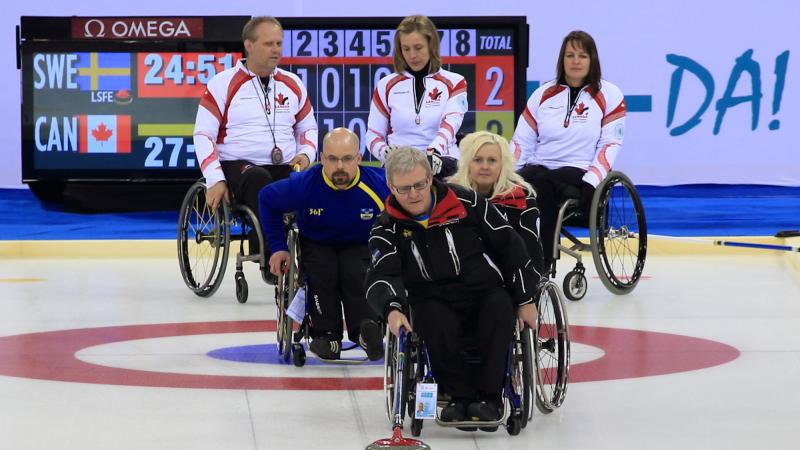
[
  {"xmin": 575, "ymin": 102, "xmax": 588, "ymax": 115},
  {"xmin": 276, "ymin": 93, "xmax": 289, "ymax": 105},
  {"xmin": 428, "ymin": 87, "xmax": 442, "ymax": 101},
  {"xmin": 92, "ymin": 122, "xmax": 113, "ymax": 143}
]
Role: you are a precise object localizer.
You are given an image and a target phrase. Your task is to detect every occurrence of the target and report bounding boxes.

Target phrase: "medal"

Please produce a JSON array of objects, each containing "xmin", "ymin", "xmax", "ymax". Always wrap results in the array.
[
  {"xmin": 415, "ymin": 115, "xmax": 421, "ymax": 125},
  {"xmin": 271, "ymin": 146, "xmax": 283, "ymax": 164}
]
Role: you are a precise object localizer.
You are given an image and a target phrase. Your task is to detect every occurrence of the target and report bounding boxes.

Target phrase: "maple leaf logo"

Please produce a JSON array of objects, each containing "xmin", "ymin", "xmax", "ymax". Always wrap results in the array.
[
  {"xmin": 575, "ymin": 102, "xmax": 588, "ymax": 115},
  {"xmin": 91, "ymin": 122, "xmax": 113, "ymax": 143},
  {"xmin": 276, "ymin": 93, "xmax": 289, "ymax": 105},
  {"xmin": 428, "ymin": 87, "xmax": 442, "ymax": 101}
]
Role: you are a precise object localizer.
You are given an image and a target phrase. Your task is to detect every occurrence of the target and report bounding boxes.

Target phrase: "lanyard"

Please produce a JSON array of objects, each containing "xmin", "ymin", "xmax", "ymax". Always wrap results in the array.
[
  {"xmin": 563, "ymin": 86, "xmax": 583, "ymax": 128},
  {"xmin": 251, "ymin": 74, "xmax": 284, "ymax": 164},
  {"xmin": 412, "ymin": 76, "xmax": 426, "ymax": 125}
]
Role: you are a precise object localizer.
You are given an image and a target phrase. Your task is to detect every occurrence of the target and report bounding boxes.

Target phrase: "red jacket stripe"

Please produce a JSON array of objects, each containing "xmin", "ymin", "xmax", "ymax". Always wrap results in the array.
[
  {"xmin": 371, "ymin": 88, "xmax": 390, "ymax": 119},
  {"xmin": 539, "ymin": 85, "xmax": 566, "ymax": 106},
  {"xmin": 218, "ymin": 70, "xmax": 252, "ymax": 143},
  {"xmin": 601, "ymin": 100, "xmax": 627, "ymax": 127},
  {"xmin": 522, "ymin": 107, "xmax": 538, "ymax": 134},
  {"xmin": 295, "ymin": 96, "xmax": 312, "ymax": 122},
  {"xmin": 199, "ymin": 90, "xmax": 222, "ymax": 124},
  {"xmin": 274, "ymin": 71, "xmax": 303, "ymax": 100}
]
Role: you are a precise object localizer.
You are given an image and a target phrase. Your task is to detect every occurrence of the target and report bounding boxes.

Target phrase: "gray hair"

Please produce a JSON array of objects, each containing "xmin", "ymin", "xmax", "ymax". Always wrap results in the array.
[
  {"xmin": 242, "ymin": 16, "xmax": 283, "ymax": 43},
  {"xmin": 384, "ymin": 147, "xmax": 431, "ymax": 184}
]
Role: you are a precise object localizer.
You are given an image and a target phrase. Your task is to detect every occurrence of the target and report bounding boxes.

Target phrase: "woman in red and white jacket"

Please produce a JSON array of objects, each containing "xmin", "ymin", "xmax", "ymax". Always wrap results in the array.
[
  {"xmin": 366, "ymin": 15, "xmax": 468, "ymax": 178},
  {"xmin": 511, "ymin": 30, "xmax": 626, "ymax": 270}
]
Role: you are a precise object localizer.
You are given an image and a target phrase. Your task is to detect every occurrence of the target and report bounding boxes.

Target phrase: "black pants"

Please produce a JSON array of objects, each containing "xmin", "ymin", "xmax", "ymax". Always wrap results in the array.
[
  {"xmin": 517, "ymin": 165, "xmax": 588, "ymax": 269},
  {"xmin": 411, "ymin": 286, "xmax": 515, "ymax": 400},
  {"xmin": 300, "ymin": 238, "xmax": 378, "ymax": 342},
  {"xmin": 220, "ymin": 161, "xmax": 291, "ymax": 255}
]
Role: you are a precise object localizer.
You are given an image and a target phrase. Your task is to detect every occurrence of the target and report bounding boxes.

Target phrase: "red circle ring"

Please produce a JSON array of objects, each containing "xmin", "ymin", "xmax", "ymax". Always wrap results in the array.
[{"xmin": 0, "ymin": 320, "xmax": 739, "ymax": 390}]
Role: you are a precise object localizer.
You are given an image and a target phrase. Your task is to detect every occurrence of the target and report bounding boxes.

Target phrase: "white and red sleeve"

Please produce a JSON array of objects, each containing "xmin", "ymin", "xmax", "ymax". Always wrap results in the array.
[
  {"xmin": 366, "ymin": 81, "xmax": 392, "ymax": 163},
  {"xmin": 193, "ymin": 80, "xmax": 226, "ymax": 187},
  {"xmin": 511, "ymin": 87, "xmax": 544, "ymax": 170},
  {"xmin": 292, "ymin": 80, "xmax": 318, "ymax": 163},
  {"xmin": 583, "ymin": 82, "xmax": 626, "ymax": 187},
  {"xmin": 427, "ymin": 75, "xmax": 467, "ymax": 156}
]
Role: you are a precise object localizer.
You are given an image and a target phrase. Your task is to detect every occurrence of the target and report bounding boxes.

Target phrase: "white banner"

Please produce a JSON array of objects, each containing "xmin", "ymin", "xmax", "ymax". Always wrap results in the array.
[{"xmin": 4, "ymin": 0, "xmax": 798, "ymax": 186}]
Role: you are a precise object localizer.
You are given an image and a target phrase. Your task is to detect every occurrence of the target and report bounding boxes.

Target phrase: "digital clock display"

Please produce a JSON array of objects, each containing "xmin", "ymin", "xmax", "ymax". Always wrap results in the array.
[{"xmin": 20, "ymin": 16, "xmax": 527, "ymax": 181}]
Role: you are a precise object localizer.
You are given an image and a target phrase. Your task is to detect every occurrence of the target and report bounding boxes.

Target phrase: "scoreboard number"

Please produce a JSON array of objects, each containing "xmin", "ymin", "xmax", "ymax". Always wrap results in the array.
[
  {"xmin": 320, "ymin": 30, "xmax": 344, "ymax": 57},
  {"xmin": 345, "ymin": 30, "xmax": 369, "ymax": 57},
  {"xmin": 293, "ymin": 30, "xmax": 318, "ymax": 57},
  {"xmin": 485, "ymin": 66, "xmax": 504, "ymax": 106},
  {"xmin": 371, "ymin": 30, "xmax": 393, "ymax": 57},
  {"xmin": 144, "ymin": 137, "xmax": 193, "ymax": 168}
]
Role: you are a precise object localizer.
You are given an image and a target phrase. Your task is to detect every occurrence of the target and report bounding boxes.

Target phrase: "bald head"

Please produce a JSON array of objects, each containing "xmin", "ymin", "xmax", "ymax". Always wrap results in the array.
[
  {"xmin": 321, "ymin": 128, "xmax": 362, "ymax": 188},
  {"xmin": 323, "ymin": 127, "xmax": 360, "ymax": 153}
]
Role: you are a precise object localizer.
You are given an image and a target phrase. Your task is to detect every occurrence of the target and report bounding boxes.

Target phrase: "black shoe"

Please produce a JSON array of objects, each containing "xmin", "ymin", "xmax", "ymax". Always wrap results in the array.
[
  {"xmin": 441, "ymin": 399, "xmax": 476, "ymax": 432},
  {"xmin": 358, "ymin": 319, "xmax": 383, "ymax": 361},
  {"xmin": 309, "ymin": 334, "xmax": 341, "ymax": 360},
  {"xmin": 467, "ymin": 399, "xmax": 503, "ymax": 432},
  {"xmin": 440, "ymin": 400, "xmax": 467, "ymax": 422}
]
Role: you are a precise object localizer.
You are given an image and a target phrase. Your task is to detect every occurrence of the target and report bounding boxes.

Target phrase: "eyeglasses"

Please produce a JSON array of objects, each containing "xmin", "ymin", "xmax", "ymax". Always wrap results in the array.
[
  {"xmin": 324, "ymin": 154, "xmax": 358, "ymax": 165},
  {"xmin": 392, "ymin": 179, "xmax": 430, "ymax": 195}
]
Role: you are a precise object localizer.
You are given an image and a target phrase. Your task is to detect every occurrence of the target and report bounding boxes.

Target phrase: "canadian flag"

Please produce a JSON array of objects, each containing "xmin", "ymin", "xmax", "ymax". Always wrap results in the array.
[{"xmin": 76, "ymin": 115, "xmax": 131, "ymax": 153}]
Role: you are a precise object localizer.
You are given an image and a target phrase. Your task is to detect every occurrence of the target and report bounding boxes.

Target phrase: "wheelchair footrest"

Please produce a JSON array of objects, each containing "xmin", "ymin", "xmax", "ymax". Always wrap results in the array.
[{"xmin": 434, "ymin": 417, "xmax": 505, "ymax": 428}]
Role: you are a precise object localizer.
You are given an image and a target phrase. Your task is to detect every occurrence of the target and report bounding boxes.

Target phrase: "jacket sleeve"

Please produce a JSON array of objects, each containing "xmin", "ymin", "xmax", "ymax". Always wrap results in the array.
[
  {"xmin": 427, "ymin": 78, "xmax": 467, "ymax": 156},
  {"xmin": 471, "ymin": 192, "xmax": 539, "ymax": 306},
  {"xmin": 510, "ymin": 88, "xmax": 543, "ymax": 170},
  {"xmin": 193, "ymin": 80, "xmax": 226, "ymax": 187},
  {"xmin": 257, "ymin": 175, "xmax": 302, "ymax": 253},
  {"xmin": 518, "ymin": 194, "xmax": 546, "ymax": 279},
  {"xmin": 366, "ymin": 84, "xmax": 392, "ymax": 163},
  {"xmin": 293, "ymin": 83, "xmax": 318, "ymax": 164},
  {"xmin": 583, "ymin": 82, "xmax": 626, "ymax": 187},
  {"xmin": 364, "ymin": 215, "xmax": 408, "ymax": 319}
]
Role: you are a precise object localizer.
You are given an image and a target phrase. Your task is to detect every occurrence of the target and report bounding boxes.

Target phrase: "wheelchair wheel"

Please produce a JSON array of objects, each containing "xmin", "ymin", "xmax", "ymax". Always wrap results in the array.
[
  {"xmin": 589, "ymin": 171, "xmax": 647, "ymax": 295},
  {"xmin": 563, "ymin": 269, "xmax": 587, "ymax": 301},
  {"xmin": 515, "ymin": 326, "xmax": 534, "ymax": 427},
  {"xmin": 384, "ymin": 328, "xmax": 416, "ymax": 427},
  {"xmin": 275, "ymin": 227, "xmax": 299, "ymax": 363},
  {"xmin": 383, "ymin": 329, "xmax": 398, "ymax": 423},
  {"xmin": 506, "ymin": 415, "xmax": 523, "ymax": 436},
  {"xmin": 177, "ymin": 181, "xmax": 230, "ymax": 297},
  {"xmin": 291, "ymin": 343, "xmax": 306, "ymax": 367},
  {"xmin": 235, "ymin": 271, "xmax": 248, "ymax": 304},
  {"xmin": 534, "ymin": 281, "xmax": 570, "ymax": 413}
]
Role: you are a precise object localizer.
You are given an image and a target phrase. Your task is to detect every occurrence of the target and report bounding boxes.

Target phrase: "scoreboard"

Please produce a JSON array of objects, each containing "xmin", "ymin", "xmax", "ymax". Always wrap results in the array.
[{"xmin": 19, "ymin": 16, "xmax": 528, "ymax": 183}]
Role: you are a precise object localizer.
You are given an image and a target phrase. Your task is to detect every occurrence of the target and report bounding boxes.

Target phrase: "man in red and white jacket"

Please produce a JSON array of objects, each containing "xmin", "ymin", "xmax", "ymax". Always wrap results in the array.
[{"xmin": 193, "ymin": 16, "xmax": 317, "ymax": 257}]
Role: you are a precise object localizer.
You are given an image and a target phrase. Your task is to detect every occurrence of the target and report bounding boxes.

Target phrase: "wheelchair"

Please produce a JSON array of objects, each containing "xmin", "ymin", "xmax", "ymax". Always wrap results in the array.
[
  {"xmin": 552, "ymin": 170, "xmax": 648, "ymax": 301},
  {"xmin": 383, "ymin": 280, "xmax": 570, "ymax": 436},
  {"xmin": 177, "ymin": 179, "xmax": 270, "ymax": 303},
  {"xmin": 274, "ymin": 215, "xmax": 375, "ymax": 367}
]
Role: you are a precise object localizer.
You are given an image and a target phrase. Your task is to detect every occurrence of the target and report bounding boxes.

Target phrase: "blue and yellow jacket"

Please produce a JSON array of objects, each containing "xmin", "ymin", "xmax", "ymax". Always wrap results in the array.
[{"xmin": 258, "ymin": 164, "xmax": 389, "ymax": 252}]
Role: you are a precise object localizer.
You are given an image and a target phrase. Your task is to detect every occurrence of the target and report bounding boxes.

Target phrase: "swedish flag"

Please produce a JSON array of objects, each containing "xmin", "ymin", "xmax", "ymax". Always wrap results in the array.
[{"xmin": 75, "ymin": 52, "xmax": 131, "ymax": 92}]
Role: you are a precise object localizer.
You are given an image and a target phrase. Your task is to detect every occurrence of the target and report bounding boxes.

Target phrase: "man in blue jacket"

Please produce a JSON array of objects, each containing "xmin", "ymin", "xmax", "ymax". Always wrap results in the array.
[{"xmin": 259, "ymin": 127, "xmax": 389, "ymax": 361}]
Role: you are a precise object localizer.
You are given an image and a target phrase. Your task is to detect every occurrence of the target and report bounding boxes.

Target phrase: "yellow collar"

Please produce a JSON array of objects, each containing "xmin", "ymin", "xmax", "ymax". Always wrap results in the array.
[{"xmin": 322, "ymin": 166, "xmax": 361, "ymax": 190}]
